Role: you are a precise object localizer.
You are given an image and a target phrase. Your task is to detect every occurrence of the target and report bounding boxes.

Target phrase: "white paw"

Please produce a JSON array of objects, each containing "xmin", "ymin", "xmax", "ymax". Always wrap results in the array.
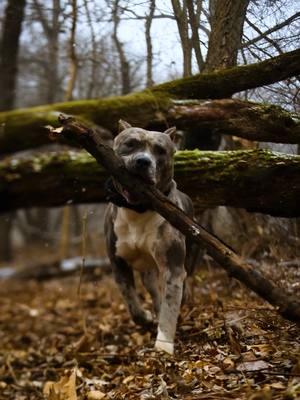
[
  {"xmin": 144, "ymin": 310, "xmax": 153, "ymax": 322},
  {"xmin": 154, "ymin": 339, "xmax": 174, "ymax": 355}
]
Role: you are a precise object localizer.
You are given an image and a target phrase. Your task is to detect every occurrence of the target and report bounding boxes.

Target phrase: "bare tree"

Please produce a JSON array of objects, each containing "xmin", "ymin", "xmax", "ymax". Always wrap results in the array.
[
  {"xmin": 64, "ymin": 0, "xmax": 78, "ymax": 101},
  {"xmin": 83, "ymin": 0, "xmax": 97, "ymax": 98},
  {"xmin": 32, "ymin": 0, "xmax": 61, "ymax": 103},
  {"xmin": 0, "ymin": 0, "xmax": 26, "ymax": 262},
  {"xmin": 171, "ymin": 0, "xmax": 192, "ymax": 77},
  {"xmin": 0, "ymin": 0, "xmax": 26, "ymax": 111},
  {"xmin": 111, "ymin": 0, "xmax": 131, "ymax": 95},
  {"xmin": 145, "ymin": 0, "xmax": 155, "ymax": 87},
  {"xmin": 186, "ymin": 0, "xmax": 204, "ymax": 71}
]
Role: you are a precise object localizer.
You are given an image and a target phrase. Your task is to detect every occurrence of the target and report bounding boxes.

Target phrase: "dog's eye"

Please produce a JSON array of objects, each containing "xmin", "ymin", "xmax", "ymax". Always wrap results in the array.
[
  {"xmin": 154, "ymin": 145, "xmax": 167, "ymax": 156},
  {"xmin": 124, "ymin": 139, "xmax": 139, "ymax": 148}
]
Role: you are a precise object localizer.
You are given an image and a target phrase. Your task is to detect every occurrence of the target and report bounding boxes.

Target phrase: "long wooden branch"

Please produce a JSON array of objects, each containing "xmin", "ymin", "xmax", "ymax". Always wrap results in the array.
[
  {"xmin": 44, "ymin": 115, "xmax": 300, "ymax": 325},
  {"xmin": 1, "ymin": 147, "xmax": 300, "ymax": 217},
  {"xmin": 0, "ymin": 48, "xmax": 299, "ymax": 155}
]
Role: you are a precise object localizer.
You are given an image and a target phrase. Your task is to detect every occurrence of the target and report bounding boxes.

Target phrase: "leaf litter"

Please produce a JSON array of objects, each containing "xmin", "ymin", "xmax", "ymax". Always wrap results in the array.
[{"xmin": 0, "ymin": 262, "xmax": 299, "ymax": 400}]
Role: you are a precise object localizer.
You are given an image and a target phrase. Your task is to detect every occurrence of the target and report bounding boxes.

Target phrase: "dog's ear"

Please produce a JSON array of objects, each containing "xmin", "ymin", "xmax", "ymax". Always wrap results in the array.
[
  {"xmin": 164, "ymin": 126, "xmax": 176, "ymax": 141},
  {"xmin": 118, "ymin": 119, "xmax": 132, "ymax": 133}
]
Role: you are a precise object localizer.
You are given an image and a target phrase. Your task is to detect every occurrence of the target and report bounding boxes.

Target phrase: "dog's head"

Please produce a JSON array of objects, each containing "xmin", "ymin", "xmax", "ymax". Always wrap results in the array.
[{"xmin": 113, "ymin": 120, "xmax": 176, "ymax": 203}]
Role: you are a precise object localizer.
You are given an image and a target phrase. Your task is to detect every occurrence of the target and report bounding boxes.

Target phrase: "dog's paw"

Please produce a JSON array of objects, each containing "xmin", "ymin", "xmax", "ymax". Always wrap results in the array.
[
  {"xmin": 133, "ymin": 310, "xmax": 153, "ymax": 327},
  {"xmin": 154, "ymin": 339, "xmax": 174, "ymax": 355},
  {"xmin": 144, "ymin": 310, "xmax": 153, "ymax": 322}
]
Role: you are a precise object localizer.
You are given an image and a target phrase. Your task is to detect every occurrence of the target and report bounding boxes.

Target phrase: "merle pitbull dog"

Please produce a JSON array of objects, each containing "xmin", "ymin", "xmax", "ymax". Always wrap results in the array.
[{"xmin": 104, "ymin": 120, "xmax": 196, "ymax": 354}]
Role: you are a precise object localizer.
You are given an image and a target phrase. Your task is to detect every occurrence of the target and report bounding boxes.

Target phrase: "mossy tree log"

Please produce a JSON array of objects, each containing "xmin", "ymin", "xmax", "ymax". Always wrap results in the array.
[
  {"xmin": 0, "ymin": 99, "xmax": 299, "ymax": 155},
  {"xmin": 169, "ymin": 99, "xmax": 300, "ymax": 145},
  {"xmin": 0, "ymin": 48, "xmax": 300, "ymax": 154},
  {"xmin": 1, "ymin": 148, "xmax": 300, "ymax": 217}
]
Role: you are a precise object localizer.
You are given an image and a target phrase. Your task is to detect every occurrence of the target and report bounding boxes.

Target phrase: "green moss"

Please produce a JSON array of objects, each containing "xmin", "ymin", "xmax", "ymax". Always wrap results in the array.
[
  {"xmin": 174, "ymin": 149, "xmax": 300, "ymax": 184},
  {"xmin": 0, "ymin": 91, "xmax": 172, "ymax": 154}
]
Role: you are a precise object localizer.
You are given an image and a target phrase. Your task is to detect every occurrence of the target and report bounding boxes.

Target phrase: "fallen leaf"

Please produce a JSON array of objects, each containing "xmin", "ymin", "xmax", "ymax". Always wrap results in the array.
[
  {"xmin": 43, "ymin": 368, "xmax": 77, "ymax": 400},
  {"xmin": 223, "ymin": 357, "xmax": 235, "ymax": 372},
  {"xmin": 268, "ymin": 382, "xmax": 286, "ymax": 389},
  {"xmin": 87, "ymin": 390, "xmax": 106, "ymax": 399}
]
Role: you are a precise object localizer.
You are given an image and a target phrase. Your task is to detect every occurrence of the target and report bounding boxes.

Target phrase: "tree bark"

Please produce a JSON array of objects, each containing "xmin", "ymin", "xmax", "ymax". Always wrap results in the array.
[
  {"xmin": 84, "ymin": 0, "xmax": 97, "ymax": 98},
  {"xmin": 171, "ymin": 0, "xmax": 192, "ymax": 77},
  {"xmin": 0, "ymin": 0, "xmax": 26, "ymax": 262},
  {"xmin": 168, "ymin": 99, "xmax": 300, "ymax": 145},
  {"xmin": 0, "ymin": 0, "xmax": 26, "ymax": 111},
  {"xmin": 186, "ymin": 0, "xmax": 204, "ymax": 71},
  {"xmin": 41, "ymin": 116, "xmax": 300, "ymax": 325},
  {"xmin": 64, "ymin": 0, "xmax": 78, "ymax": 101},
  {"xmin": 0, "ymin": 97, "xmax": 299, "ymax": 155},
  {"xmin": 112, "ymin": 0, "xmax": 131, "ymax": 95},
  {"xmin": 33, "ymin": 0, "xmax": 61, "ymax": 104},
  {"xmin": 1, "ymin": 148, "xmax": 300, "ymax": 217},
  {"xmin": 145, "ymin": 0, "xmax": 156, "ymax": 87},
  {"xmin": 0, "ymin": 213, "xmax": 14, "ymax": 262},
  {"xmin": 204, "ymin": 0, "xmax": 250, "ymax": 71}
]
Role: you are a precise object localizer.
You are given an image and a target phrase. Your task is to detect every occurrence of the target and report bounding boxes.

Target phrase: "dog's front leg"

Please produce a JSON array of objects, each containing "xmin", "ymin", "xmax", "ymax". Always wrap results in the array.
[
  {"xmin": 112, "ymin": 256, "xmax": 153, "ymax": 327},
  {"xmin": 141, "ymin": 269, "xmax": 161, "ymax": 316},
  {"xmin": 154, "ymin": 238, "xmax": 186, "ymax": 355}
]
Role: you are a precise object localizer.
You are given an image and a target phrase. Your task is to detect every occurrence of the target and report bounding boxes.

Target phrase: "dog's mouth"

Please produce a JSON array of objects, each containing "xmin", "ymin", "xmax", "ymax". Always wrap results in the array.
[
  {"xmin": 130, "ymin": 167, "xmax": 156, "ymax": 185},
  {"xmin": 120, "ymin": 174, "xmax": 155, "ymax": 205},
  {"xmin": 120, "ymin": 187, "xmax": 139, "ymax": 204}
]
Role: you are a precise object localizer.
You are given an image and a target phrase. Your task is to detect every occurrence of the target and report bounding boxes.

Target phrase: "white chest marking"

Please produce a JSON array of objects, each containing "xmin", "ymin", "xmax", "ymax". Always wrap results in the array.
[{"xmin": 114, "ymin": 208, "xmax": 164, "ymax": 271}]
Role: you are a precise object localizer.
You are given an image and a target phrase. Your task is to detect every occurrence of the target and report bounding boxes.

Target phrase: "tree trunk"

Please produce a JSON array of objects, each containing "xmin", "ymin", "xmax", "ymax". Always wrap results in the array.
[
  {"xmin": 171, "ymin": 0, "xmax": 192, "ymax": 77},
  {"xmin": 0, "ymin": 213, "xmax": 13, "ymax": 262},
  {"xmin": 1, "ymin": 148, "xmax": 300, "ymax": 217},
  {"xmin": 48, "ymin": 0, "xmax": 60, "ymax": 104},
  {"xmin": 0, "ymin": 0, "xmax": 26, "ymax": 111},
  {"xmin": 204, "ymin": 0, "xmax": 250, "ymax": 72},
  {"xmin": 0, "ymin": 0, "xmax": 26, "ymax": 262},
  {"xmin": 186, "ymin": 0, "xmax": 204, "ymax": 71},
  {"xmin": 145, "ymin": 0, "xmax": 156, "ymax": 87},
  {"xmin": 0, "ymin": 97, "xmax": 299, "ymax": 155},
  {"xmin": 64, "ymin": 0, "xmax": 78, "ymax": 101},
  {"xmin": 33, "ymin": 0, "xmax": 61, "ymax": 104},
  {"xmin": 168, "ymin": 100, "xmax": 300, "ymax": 146},
  {"xmin": 84, "ymin": 0, "xmax": 97, "ymax": 99},
  {"xmin": 112, "ymin": 0, "xmax": 131, "ymax": 95}
]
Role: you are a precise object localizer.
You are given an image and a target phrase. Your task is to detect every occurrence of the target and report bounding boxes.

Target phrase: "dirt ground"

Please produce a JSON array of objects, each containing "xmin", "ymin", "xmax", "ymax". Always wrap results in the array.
[{"xmin": 0, "ymin": 261, "xmax": 299, "ymax": 400}]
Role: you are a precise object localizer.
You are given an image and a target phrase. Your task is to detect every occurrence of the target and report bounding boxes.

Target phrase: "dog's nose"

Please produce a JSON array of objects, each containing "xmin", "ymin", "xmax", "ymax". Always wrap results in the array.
[{"xmin": 135, "ymin": 155, "xmax": 151, "ymax": 168}]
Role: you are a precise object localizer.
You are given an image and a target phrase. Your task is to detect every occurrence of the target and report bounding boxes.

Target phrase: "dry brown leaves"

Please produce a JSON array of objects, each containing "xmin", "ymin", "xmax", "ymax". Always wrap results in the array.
[{"xmin": 0, "ymin": 263, "xmax": 299, "ymax": 400}]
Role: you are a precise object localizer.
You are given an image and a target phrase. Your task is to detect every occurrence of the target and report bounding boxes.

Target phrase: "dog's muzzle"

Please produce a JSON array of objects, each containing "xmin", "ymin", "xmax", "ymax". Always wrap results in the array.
[
  {"xmin": 129, "ymin": 154, "xmax": 156, "ymax": 185},
  {"xmin": 134, "ymin": 154, "xmax": 152, "ymax": 169}
]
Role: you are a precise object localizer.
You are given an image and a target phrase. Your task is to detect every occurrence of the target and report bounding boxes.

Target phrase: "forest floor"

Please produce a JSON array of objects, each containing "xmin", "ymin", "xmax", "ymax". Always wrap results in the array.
[{"xmin": 0, "ymin": 259, "xmax": 300, "ymax": 400}]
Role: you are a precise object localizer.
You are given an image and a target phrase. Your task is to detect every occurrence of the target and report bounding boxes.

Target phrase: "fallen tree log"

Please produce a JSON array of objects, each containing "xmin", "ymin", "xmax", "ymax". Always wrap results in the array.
[
  {"xmin": 0, "ymin": 99, "xmax": 299, "ymax": 155},
  {"xmin": 0, "ymin": 48, "xmax": 300, "ymax": 154},
  {"xmin": 169, "ymin": 99, "xmax": 300, "ymax": 146},
  {"xmin": 1, "ymin": 148, "xmax": 300, "ymax": 217},
  {"xmin": 45, "ymin": 115, "xmax": 300, "ymax": 325}
]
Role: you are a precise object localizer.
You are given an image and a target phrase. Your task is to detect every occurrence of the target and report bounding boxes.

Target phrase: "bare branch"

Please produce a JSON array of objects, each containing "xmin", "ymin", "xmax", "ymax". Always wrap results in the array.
[{"xmin": 242, "ymin": 12, "xmax": 300, "ymax": 48}]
